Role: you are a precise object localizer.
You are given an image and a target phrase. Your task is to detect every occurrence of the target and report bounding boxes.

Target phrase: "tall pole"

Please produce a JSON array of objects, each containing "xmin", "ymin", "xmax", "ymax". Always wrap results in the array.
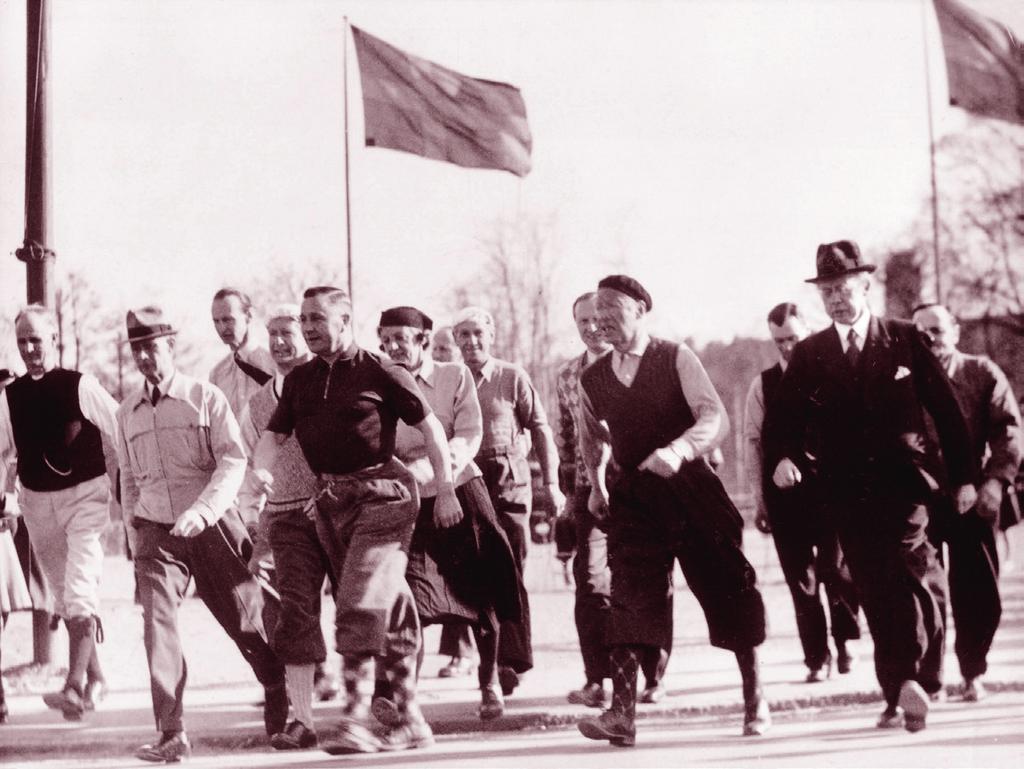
[
  {"xmin": 16, "ymin": 0, "xmax": 57, "ymax": 309},
  {"xmin": 343, "ymin": 16, "xmax": 354, "ymax": 308},
  {"xmin": 921, "ymin": 0, "xmax": 942, "ymax": 303}
]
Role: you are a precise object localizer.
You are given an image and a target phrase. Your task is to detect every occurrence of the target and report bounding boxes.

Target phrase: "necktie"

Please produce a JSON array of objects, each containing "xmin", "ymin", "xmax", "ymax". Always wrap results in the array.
[
  {"xmin": 846, "ymin": 329, "xmax": 860, "ymax": 369},
  {"xmin": 151, "ymin": 386, "xmax": 161, "ymax": 407}
]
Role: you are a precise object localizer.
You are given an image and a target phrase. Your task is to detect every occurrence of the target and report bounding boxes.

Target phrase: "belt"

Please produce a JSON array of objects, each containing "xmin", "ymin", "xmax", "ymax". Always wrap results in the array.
[
  {"xmin": 477, "ymin": 446, "xmax": 520, "ymax": 460},
  {"xmin": 318, "ymin": 460, "xmax": 391, "ymax": 483}
]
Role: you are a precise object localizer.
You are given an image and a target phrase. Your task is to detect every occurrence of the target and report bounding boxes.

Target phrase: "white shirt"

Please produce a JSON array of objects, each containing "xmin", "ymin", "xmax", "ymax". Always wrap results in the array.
[{"xmin": 834, "ymin": 310, "xmax": 871, "ymax": 353}]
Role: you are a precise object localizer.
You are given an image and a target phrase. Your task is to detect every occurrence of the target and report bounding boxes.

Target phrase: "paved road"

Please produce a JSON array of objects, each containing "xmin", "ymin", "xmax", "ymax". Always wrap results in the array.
[{"xmin": 14, "ymin": 689, "xmax": 1024, "ymax": 769}]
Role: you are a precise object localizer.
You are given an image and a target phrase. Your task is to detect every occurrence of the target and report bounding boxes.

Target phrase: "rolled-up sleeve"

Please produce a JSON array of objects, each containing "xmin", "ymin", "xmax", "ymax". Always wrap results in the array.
[{"xmin": 666, "ymin": 344, "xmax": 728, "ymax": 460}]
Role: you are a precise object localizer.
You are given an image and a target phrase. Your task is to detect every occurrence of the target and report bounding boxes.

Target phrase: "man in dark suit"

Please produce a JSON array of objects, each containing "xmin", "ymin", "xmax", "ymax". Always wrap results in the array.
[{"xmin": 765, "ymin": 241, "xmax": 976, "ymax": 733}]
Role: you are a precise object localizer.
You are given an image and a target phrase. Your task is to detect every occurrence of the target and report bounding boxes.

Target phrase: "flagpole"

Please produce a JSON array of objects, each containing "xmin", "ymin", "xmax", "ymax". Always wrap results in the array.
[
  {"xmin": 921, "ymin": 0, "xmax": 942, "ymax": 303},
  {"xmin": 343, "ymin": 16, "xmax": 354, "ymax": 308}
]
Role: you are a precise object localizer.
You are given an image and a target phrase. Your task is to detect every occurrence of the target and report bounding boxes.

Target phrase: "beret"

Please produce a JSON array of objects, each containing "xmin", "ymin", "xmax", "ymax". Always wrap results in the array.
[
  {"xmin": 379, "ymin": 306, "xmax": 433, "ymax": 331},
  {"xmin": 598, "ymin": 274, "xmax": 652, "ymax": 311}
]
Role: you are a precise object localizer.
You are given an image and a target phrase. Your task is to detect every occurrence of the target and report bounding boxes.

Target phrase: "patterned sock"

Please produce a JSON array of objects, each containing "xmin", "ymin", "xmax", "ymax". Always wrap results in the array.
[
  {"xmin": 285, "ymin": 664, "xmax": 315, "ymax": 730},
  {"xmin": 384, "ymin": 652, "xmax": 419, "ymax": 720},
  {"xmin": 341, "ymin": 654, "xmax": 374, "ymax": 720},
  {"xmin": 609, "ymin": 645, "xmax": 640, "ymax": 721}
]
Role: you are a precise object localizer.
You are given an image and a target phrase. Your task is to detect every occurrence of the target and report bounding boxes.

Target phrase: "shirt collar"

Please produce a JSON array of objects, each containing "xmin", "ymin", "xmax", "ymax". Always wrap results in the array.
[
  {"xmin": 234, "ymin": 336, "xmax": 260, "ymax": 361},
  {"xmin": 415, "ymin": 355, "xmax": 437, "ymax": 388},
  {"xmin": 615, "ymin": 331, "xmax": 650, "ymax": 361},
  {"xmin": 316, "ymin": 343, "xmax": 361, "ymax": 370},
  {"xmin": 136, "ymin": 370, "xmax": 183, "ymax": 410},
  {"xmin": 834, "ymin": 310, "xmax": 871, "ymax": 347},
  {"xmin": 476, "ymin": 357, "xmax": 496, "ymax": 382}
]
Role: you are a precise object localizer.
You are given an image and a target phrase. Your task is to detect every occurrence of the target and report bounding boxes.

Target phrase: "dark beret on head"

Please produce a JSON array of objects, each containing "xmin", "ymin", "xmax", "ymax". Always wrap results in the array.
[
  {"xmin": 379, "ymin": 306, "xmax": 433, "ymax": 331},
  {"xmin": 598, "ymin": 274, "xmax": 653, "ymax": 311}
]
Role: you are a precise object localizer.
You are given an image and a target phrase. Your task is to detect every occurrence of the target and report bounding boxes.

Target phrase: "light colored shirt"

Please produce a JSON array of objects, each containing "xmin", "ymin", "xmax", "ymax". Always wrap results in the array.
[
  {"xmin": 395, "ymin": 357, "xmax": 482, "ymax": 498},
  {"xmin": 579, "ymin": 333, "xmax": 728, "ymax": 476},
  {"xmin": 0, "ymin": 372, "xmax": 120, "ymax": 511},
  {"xmin": 742, "ymin": 359, "xmax": 788, "ymax": 510},
  {"xmin": 473, "ymin": 356, "xmax": 559, "ymax": 485},
  {"xmin": 209, "ymin": 339, "xmax": 276, "ymax": 419},
  {"xmin": 116, "ymin": 371, "xmax": 246, "ymax": 527},
  {"xmin": 834, "ymin": 311, "xmax": 871, "ymax": 353}
]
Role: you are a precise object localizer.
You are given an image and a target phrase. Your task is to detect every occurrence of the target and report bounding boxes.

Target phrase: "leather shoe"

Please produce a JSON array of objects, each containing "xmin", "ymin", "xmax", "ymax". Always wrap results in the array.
[
  {"xmin": 136, "ymin": 731, "xmax": 192, "ymax": 762},
  {"xmin": 567, "ymin": 682, "xmax": 606, "ymax": 708},
  {"xmin": 805, "ymin": 658, "xmax": 832, "ymax": 683},
  {"xmin": 438, "ymin": 656, "xmax": 474, "ymax": 678},
  {"xmin": 898, "ymin": 680, "xmax": 928, "ymax": 733},
  {"xmin": 498, "ymin": 666, "xmax": 520, "ymax": 697},
  {"xmin": 271, "ymin": 719, "xmax": 318, "ymax": 750},
  {"xmin": 963, "ymin": 677, "xmax": 987, "ymax": 702},
  {"xmin": 743, "ymin": 695, "xmax": 771, "ymax": 736},
  {"xmin": 263, "ymin": 682, "xmax": 289, "ymax": 737},
  {"xmin": 578, "ymin": 710, "xmax": 636, "ymax": 747},
  {"xmin": 42, "ymin": 686, "xmax": 85, "ymax": 721},
  {"xmin": 371, "ymin": 695, "xmax": 402, "ymax": 728},
  {"xmin": 876, "ymin": 706, "xmax": 903, "ymax": 729},
  {"xmin": 639, "ymin": 682, "xmax": 666, "ymax": 704},
  {"xmin": 84, "ymin": 679, "xmax": 106, "ymax": 711},
  {"xmin": 322, "ymin": 717, "xmax": 381, "ymax": 754},
  {"xmin": 0, "ymin": 700, "xmax": 8, "ymax": 724},
  {"xmin": 836, "ymin": 644, "xmax": 856, "ymax": 675},
  {"xmin": 478, "ymin": 685, "xmax": 504, "ymax": 721},
  {"xmin": 379, "ymin": 715, "xmax": 435, "ymax": 751}
]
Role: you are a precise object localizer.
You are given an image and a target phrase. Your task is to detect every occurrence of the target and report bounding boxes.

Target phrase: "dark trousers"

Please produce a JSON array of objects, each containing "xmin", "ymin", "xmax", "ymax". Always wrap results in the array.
[
  {"xmin": 766, "ymin": 490, "xmax": 861, "ymax": 671},
  {"xmin": 133, "ymin": 515, "xmax": 284, "ymax": 733},
  {"xmin": 607, "ymin": 469, "xmax": 765, "ymax": 653},
  {"xmin": 441, "ymin": 454, "xmax": 533, "ymax": 671},
  {"xmin": 834, "ymin": 495, "xmax": 946, "ymax": 705},
  {"xmin": 928, "ymin": 498, "xmax": 1002, "ymax": 681},
  {"xmin": 570, "ymin": 489, "xmax": 671, "ymax": 685},
  {"xmin": 266, "ymin": 505, "xmax": 334, "ymax": 665}
]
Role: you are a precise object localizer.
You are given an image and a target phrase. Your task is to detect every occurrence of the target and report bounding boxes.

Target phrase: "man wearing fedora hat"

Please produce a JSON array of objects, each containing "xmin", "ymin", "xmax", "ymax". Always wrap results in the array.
[
  {"xmin": 765, "ymin": 241, "xmax": 976, "ymax": 733},
  {"xmin": 0, "ymin": 305, "xmax": 118, "ymax": 722},
  {"xmin": 115, "ymin": 306, "xmax": 286, "ymax": 763},
  {"xmin": 575, "ymin": 275, "xmax": 769, "ymax": 747}
]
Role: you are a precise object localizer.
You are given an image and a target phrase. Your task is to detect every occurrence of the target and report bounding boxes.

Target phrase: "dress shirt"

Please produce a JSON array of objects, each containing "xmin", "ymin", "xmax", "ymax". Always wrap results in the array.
[
  {"xmin": 0, "ymin": 372, "xmax": 120, "ymax": 510},
  {"xmin": 395, "ymin": 357, "xmax": 483, "ymax": 497},
  {"xmin": 833, "ymin": 310, "xmax": 871, "ymax": 354},
  {"xmin": 743, "ymin": 359, "xmax": 788, "ymax": 509},
  {"xmin": 473, "ymin": 356, "xmax": 558, "ymax": 485},
  {"xmin": 579, "ymin": 333, "xmax": 728, "ymax": 475},
  {"xmin": 209, "ymin": 339, "xmax": 276, "ymax": 419},
  {"xmin": 116, "ymin": 370, "xmax": 247, "ymax": 527}
]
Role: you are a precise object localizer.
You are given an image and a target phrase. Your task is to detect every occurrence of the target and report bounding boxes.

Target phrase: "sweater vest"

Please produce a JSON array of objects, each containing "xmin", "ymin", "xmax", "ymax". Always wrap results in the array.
[
  {"xmin": 581, "ymin": 337, "xmax": 694, "ymax": 471},
  {"xmin": 6, "ymin": 369, "xmax": 106, "ymax": 492}
]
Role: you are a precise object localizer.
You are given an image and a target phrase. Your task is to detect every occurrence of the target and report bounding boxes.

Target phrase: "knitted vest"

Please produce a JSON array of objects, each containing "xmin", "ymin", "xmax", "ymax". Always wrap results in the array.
[{"xmin": 6, "ymin": 369, "xmax": 105, "ymax": 492}]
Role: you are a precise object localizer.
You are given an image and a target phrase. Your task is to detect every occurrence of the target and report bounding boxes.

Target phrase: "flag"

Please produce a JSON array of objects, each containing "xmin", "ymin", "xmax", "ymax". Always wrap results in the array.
[
  {"xmin": 933, "ymin": 0, "xmax": 1024, "ymax": 124},
  {"xmin": 350, "ymin": 26, "xmax": 532, "ymax": 176}
]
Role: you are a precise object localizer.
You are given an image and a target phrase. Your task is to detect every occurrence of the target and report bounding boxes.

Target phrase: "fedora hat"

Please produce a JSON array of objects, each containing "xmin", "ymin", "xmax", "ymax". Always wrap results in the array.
[
  {"xmin": 125, "ymin": 306, "xmax": 179, "ymax": 343},
  {"xmin": 806, "ymin": 240, "xmax": 876, "ymax": 284}
]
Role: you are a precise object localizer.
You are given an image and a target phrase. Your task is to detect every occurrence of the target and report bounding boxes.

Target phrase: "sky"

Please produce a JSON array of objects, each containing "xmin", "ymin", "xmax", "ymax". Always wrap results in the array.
[{"xmin": 1, "ymin": 0, "xmax": 1022, "ymax": 372}]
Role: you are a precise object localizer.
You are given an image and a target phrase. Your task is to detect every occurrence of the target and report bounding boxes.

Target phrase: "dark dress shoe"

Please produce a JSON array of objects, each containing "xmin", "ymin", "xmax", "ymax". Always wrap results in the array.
[
  {"xmin": 876, "ymin": 706, "xmax": 903, "ymax": 729},
  {"xmin": 437, "ymin": 656, "xmax": 474, "ymax": 678},
  {"xmin": 478, "ymin": 685, "xmax": 505, "ymax": 721},
  {"xmin": 498, "ymin": 666, "xmax": 520, "ymax": 696},
  {"xmin": 836, "ymin": 645, "xmax": 856, "ymax": 674},
  {"xmin": 578, "ymin": 710, "xmax": 636, "ymax": 747},
  {"xmin": 42, "ymin": 686, "xmax": 85, "ymax": 721},
  {"xmin": 743, "ymin": 696, "xmax": 771, "ymax": 736},
  {"xmin": 136, "ymin": 731, "xmax": 192, "ymax": 762},
  {"xmin": 263, "ymin": 682, "xmax": 289, "ymax": 736},
  {"xmin": 567, "ymin": 682, "xmax": 606, "ymax": 708},
  {"xmin": 271, "ymin": 719, "xmax": 318, "ymax": 750},
  {"xmin": 639, "ymin": 682, "xmax": 666, "ymax": 704}
]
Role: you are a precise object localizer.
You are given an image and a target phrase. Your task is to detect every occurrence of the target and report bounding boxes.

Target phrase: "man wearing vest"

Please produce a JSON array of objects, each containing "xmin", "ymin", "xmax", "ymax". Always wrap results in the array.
[
  {"xmin": 766, "ymin": 241, "xmax": 975, "ymax": 732},
  {"xmin": 116, "ymin": 306, "xmax": 286, "ymax": 763},
  {"xmin": 576, "ymin": 276, "xmax": 769, "ymax": 747},
  {"xmin": 744, "ymin": 302, "xmax": 860, "ymax": 684},
  {"xmin": 556, "ymin": 291, "xmax": 671, "ymax": 709},
  {"xmin": 0, "ymin": 305, "xmax": 118, "ymax": 721},
  {"xmin": 210, "ymin": 287, "xmax": 276, "ymax": 418},
  {"xmin": 913, "ymin": 303, "xmax": 1023, "ymax": 703}
]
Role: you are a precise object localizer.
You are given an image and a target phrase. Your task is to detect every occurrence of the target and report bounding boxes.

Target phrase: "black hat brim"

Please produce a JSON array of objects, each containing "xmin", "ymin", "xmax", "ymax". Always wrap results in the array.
[{"xmin": 805, "ymin": 264, "xmax": 876, "ymax": 284}]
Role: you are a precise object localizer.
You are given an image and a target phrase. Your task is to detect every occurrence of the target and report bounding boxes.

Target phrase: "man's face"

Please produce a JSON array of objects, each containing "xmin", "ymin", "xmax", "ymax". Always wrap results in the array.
[
  {"xmin": 574, "ymin": 296, "xmax": 610, "ymax": 355},
  {"xmin": 267, "ymin": 317, "xmax": 308, "ymax": 369},
  {"xmin": 817, "ymin": 274, "xmax": 870, "ymax": 325},
  {"xmin": 16, "ymin": 313, "xmax": 58, "ymax": 378},
  {"xmin": 130, "ymin": 336, "xmax": 175, "ymax": 386},
  {"xmin": 379, "ymin": 325, "xmax": 425, "ymax": 370},
  {"xmin": 769, "ymin": 315, "xmax": 809, "ymax": 364},
  {"xmin": 300, "ymin": 295, "xmax": 350, "ymax": 357},
  {"xmin": 596, "ymin": 288, "xmax": 642, "ymax": 351},
  {"xmin": 431, "ymin": 329, "xmax": 461, "ymax": 363},
  {"xmin": 211, "ymin": 295, "xmax": 250, "ymax": 350},
  {"xmin": 913, "ymin": 306, "xmax": 959, "ymax": 362},
  {"xmin": 454, "ymin": 318, "xmax": 493, "ymax": 367}
]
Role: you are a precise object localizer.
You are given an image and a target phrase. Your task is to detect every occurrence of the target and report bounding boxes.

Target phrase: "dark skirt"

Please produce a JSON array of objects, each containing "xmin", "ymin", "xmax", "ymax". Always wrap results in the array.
[{"xmin": 405, "ymin": 477, "xmax": 522, "ymax": 633}]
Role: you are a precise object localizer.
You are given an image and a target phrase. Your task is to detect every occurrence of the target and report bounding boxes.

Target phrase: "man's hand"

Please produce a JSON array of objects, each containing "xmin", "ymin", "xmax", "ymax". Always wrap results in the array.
[
  {"xmin": 773, "ymin": 458, "xmax": 802, "ymax": 489},
  {"xmin": 252, "ymin": 468, "xmax": 275, "ymax": 496},
  {"xmin": 170, "ymin": 508, "xmax": 208, "ymax": 538},
  {"xmin": 954, "ymin": 483, "xmax": 979, "ymax": 516},
  {"xmin": 547, "ymin": 483, "xmax": 567, "ymax": 518},
  {"xmin": 754, "ymin": 499, "xmax": 772, "ymax": 534},
  {"xmin": 975, "ymin": 478, "xmax": 1002, "ymax": 520},
  {"xmin": 0, "ymin": 515, "xmax": 17, "ymax": 535},
  {"xmin": 433, "ymin": 485, "xmax": 464, "ymax": 529},
  {"xmin": 639, "ymin": 447, "xmax": 683, "ymax": 478},
  {"xmin": 588, "ymin": 485, "xmax": 610, "ymax": 521}
]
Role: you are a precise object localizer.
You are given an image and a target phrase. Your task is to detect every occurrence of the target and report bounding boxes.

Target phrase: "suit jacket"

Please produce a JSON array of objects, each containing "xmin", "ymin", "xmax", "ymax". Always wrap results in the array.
[{"xmin": 764, "ymin": 316, "xmax": 974, "ymax": 503}]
